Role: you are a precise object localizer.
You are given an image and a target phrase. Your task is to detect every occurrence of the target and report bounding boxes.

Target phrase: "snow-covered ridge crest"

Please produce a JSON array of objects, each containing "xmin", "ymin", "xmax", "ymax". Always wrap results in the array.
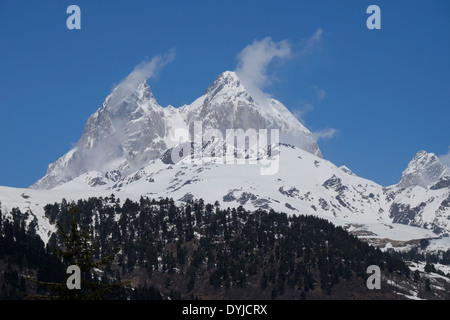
[
  {"xmin": 9, "ymin": 143, "xmax": 442, "ymax": 249},
  {"xmin": 31, "ymin": 71, "xmax": 322, "ymax": 190}
]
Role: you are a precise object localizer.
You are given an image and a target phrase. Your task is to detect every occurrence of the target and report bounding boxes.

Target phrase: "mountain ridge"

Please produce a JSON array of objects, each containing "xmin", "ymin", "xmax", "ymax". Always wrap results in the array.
[
  {"xmin": 5, "ymin": 69, "xmax": 449, "ymax": 253},
  {"xmin": 31, "ymin": 71, "xmax": 321, "ymax": 190}
]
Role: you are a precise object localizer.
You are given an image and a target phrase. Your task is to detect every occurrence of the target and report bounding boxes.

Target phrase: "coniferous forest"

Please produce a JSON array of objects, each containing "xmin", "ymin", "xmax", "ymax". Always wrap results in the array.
[{"xmin": 0, "ymin": 195, "xmax": 439, "ymax": 300}]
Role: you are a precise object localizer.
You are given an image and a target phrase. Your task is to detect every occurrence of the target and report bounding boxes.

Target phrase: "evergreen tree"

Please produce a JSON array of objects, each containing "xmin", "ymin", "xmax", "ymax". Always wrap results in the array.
[{"xmin": 32, "ymin": 205, "xmax": 126, "ymax": 300}]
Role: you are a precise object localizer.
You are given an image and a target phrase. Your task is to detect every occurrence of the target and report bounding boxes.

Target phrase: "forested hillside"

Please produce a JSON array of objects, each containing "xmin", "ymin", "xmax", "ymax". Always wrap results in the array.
[{"xmin": 0, "ymin": 196, "xmax": 439, "ymax": 299}]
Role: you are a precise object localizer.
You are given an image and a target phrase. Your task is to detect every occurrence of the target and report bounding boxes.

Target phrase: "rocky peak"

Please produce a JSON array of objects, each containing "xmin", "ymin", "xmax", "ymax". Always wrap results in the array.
[{"xmin": 399, "ymin": 151, "xmax": 449, "ymax": 188}]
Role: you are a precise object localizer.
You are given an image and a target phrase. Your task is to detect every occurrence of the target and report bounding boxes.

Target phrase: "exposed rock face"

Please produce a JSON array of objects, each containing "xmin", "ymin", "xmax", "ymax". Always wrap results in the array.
[
  {"xmin": 32, "ymin": 71, "xmax": 321, "ymax": 190},
  {"xmin": 399, "ymin": 151, "xmax": 449, "ymax": 189}
]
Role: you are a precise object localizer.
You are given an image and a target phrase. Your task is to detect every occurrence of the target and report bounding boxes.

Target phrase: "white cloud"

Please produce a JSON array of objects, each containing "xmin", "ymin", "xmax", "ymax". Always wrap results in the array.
[
  {"xmin": 108, "ymin": 49, "xmax": 176, "ymax": 106},
  {"xmin": 234, "ymin": 29, "xmax": 323, "ymax": 110},
  {"xmin": 235, "ymin": 29, "xmax": 323, "ymax": 94},
  {"xmin": 300, "ymin": 28, "xmax": 323, "ymax": 56},
  {"xmin": 438, "ymin": 146, "xmax": 450, "ymax": 168},
  {"xmin": 235, "ymin": 30, "xmax": 337, "ymax": 143},
  {"xmin": 293, "ymin": 103, "xmax": 314, "ymax": 124},
  {"xmin": 236, "ymin": 37, "xmax": 292, "ymax": 91},
  {"xmin": 294, "ymin": 104, "xmax": 338, "ymax": 142},
  {"xmin": 312, "ymin": 128, "xmax": 338, "ymax": 142},
  {"xmin": 313, "ymin": 85, "xmax": 326, "ymax": 101},
  {"xmin": 293, "ymin": 102, "xmax": 337, "ymax": 143},
  {"xmin": 235, "ymin": 37, "xmax": 292, "ymax": 109}
]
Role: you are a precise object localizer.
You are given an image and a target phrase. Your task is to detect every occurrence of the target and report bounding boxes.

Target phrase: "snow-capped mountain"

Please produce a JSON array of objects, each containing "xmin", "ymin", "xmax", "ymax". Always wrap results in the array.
[
  {"xmin": 180, "ymin": 71, "xmax": 321, "ymax": 157},
  {"xmin": 31, "ymin": 80, "xmax": 168, "ymax": 190},
  {"xmin": 47, "ymin": 144, "xmax": 448, "ymax": 244},
  {"xmin": 387, "ymin": 151, "xmax": 450, "ymax": 234},
  {"xmin": 31, "ymin": 71, "xmax": 320, "ymax": 190},
  {"xmin": 2, "ymin": 143, "xmax": 446, "ymax": 249},
  {"xmin": 2, "ymin": 69, "xmax": 448, "ymax": 251},
  {"xmin": 399, "ymin": 151, "xmax": 449, "ymax": 189}
]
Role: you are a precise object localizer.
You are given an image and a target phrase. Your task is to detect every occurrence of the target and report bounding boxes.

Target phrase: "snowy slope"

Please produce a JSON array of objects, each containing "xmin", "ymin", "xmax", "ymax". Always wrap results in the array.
[
  {"xmin": 0, "ymin": 145, "xmax": 436, "ymax": 246},
  {"xmin": 0, "ymin": 186, "xmax": 133, "ymax": 243},
  {"xmin": 4, "ymin": 69, "xmax": 448, "ymax": 251},
  {"xmin": 43, "ymin": 144, "xmax": 438, "ymax": 247}
]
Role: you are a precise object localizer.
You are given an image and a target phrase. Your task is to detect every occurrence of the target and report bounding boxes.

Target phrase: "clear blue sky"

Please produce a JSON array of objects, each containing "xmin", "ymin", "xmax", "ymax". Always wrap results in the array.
[{"xmin": 0, "ymin": 0, "xmax": 449, "ymax": 188}]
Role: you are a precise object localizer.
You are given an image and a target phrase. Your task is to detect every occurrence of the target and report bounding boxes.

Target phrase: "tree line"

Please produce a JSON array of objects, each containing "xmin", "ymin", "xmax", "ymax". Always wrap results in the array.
[{"xmin": 0, "ymin": 195, "xmax": 412, "ymax": 299}]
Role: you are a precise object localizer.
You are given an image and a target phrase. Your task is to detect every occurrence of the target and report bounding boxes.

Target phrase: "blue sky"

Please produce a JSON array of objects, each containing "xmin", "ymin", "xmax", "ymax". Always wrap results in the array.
[{"xmin": 0, "ymin": 0, "xmax": 449, "ymax": 188}]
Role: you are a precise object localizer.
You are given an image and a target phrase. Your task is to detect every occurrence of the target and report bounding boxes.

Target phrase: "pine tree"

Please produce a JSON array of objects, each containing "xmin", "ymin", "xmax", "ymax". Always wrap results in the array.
[{"xmin": 31, "ymin": 204, "xmax": 126, "ymax": 300}]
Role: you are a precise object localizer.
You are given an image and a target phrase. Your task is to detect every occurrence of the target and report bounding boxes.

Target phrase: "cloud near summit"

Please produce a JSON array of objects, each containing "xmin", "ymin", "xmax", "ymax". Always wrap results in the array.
[
  {"xmin": 235, "ymin": 37, "xmax": 292, "ymax": 91},
  {"xmin": 108, "ymin": 49, "xmax": 176, "ymax": 106},
  {"xmin": 234, "ymin": 28, "xmax": 323, "ymax": 94},
  {"xmin": 234, "ymin": 30, "xmax": 336, "ymax": 143}
]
